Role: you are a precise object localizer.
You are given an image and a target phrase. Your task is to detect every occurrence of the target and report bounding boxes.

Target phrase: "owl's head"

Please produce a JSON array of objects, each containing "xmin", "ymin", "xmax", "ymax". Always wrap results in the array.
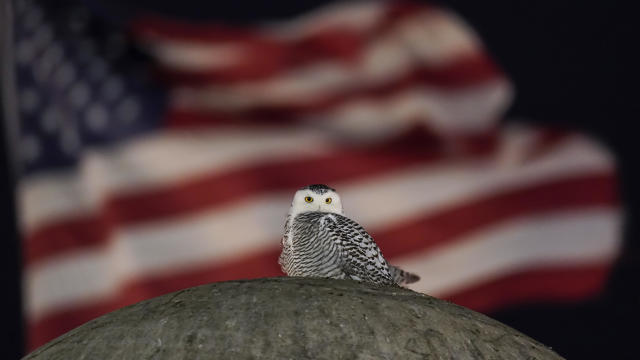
[{"xmin": 288, "ymin": 184, "xmax": 344, "ymax": 216}]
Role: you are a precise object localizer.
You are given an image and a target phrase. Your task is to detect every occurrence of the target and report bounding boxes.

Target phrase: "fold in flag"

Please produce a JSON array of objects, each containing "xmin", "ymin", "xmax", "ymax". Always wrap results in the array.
[{"xmin": 11, "ymin": 0, "xmax": 620, "ymax": 351}]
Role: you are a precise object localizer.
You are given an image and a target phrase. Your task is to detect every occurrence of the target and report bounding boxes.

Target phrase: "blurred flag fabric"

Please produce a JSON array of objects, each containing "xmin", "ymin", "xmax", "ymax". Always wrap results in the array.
[{"xmin": 11, "ymin": 0, "xmax": 620, "ymax": 351}]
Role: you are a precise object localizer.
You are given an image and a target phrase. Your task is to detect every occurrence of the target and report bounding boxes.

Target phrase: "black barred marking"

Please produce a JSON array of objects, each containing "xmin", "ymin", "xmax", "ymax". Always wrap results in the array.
[
  {"xmin": 280, "ymin": 211, "xmax": 392, "ymax": 285},
  {"xmin": 300, "ymin": 184, "xmax": 335, "ymax": 195},
  {"xmin": 279, "ymin": 210, "xmax": 421, "ymax": 286}
]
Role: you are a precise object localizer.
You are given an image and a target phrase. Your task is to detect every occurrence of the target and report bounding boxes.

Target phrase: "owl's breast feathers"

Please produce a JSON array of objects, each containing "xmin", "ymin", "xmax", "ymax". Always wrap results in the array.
[{"xmin": 279, "ymin": 212, "xmax": 394, "ymax": 285}]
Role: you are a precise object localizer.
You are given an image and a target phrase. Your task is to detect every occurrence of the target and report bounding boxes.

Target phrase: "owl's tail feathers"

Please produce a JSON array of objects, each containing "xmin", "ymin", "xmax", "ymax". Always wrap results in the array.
[{"xmin": 389, "ymin": 265, "xmax": 420, "ymax": 285}]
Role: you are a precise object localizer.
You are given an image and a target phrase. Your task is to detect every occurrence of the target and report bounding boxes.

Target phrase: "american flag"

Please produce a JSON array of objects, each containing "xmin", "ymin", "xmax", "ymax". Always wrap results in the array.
[{"xmin": 11, "ymin": 0, "xmax": 620, "ymax": 351}]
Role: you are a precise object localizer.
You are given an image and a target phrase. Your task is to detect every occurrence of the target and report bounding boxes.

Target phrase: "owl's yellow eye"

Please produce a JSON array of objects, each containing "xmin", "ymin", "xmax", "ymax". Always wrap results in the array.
[
  {"xmin": 304, "ymin": 196, "xmax": 314, "ymax": 203},
  {"xmin": 325, "ymin": 197, "xmax": 332, "ymax": 204}
]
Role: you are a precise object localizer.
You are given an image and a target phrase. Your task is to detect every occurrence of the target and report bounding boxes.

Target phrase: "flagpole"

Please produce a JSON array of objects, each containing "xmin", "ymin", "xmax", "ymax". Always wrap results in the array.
[
  {"xmin": 1, "ymin": 0, "xmax": 20, "ymax": 178},
  {"xmin": 0, "ymin": 0, "xmax": 25, "ymax": 358}
]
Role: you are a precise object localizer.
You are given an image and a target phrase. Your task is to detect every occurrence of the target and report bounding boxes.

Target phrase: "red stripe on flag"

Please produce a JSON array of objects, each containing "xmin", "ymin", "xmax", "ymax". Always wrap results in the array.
[
  {"xmin": 161, "ymin": 51, "xmax": 499, "ymax": 89},
  {"xmin": 445, "ymin": 263, "xmax": 613, "ymax": 313},
  {"xmin": 27, "ymin": 259, "xmax": 612, "ymax": 351}
]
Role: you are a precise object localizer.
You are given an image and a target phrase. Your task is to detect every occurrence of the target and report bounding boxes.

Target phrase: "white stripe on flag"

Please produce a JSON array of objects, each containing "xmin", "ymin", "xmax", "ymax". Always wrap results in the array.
[{"xmin": 144, "ymin": 40, "xmax": 246, "ymax": 72}]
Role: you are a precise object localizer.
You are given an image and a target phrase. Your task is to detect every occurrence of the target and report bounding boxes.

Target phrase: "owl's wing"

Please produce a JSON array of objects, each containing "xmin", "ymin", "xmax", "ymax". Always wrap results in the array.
[{"xmin": 321, "ymin": 214, "xmax": 394, "ymax": 285}]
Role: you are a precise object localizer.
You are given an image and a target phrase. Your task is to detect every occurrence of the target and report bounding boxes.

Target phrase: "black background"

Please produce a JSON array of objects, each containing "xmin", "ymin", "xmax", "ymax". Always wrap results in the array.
[{"xmin": 1, "ymin": 1, "xmax": 636, "ymax": 358}]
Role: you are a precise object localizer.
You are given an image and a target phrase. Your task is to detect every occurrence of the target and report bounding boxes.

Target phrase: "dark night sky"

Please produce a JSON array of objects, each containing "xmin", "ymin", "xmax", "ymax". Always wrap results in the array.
[{"xmin": 2, "ymin": 1, "xmax": 636, "ymax": 358}]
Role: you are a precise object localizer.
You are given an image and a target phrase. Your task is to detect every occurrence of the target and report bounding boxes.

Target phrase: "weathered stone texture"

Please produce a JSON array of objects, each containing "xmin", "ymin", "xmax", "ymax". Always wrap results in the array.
[{"xmin": 24, "ymin": 277, "xmax": 564, "ymax": 359}]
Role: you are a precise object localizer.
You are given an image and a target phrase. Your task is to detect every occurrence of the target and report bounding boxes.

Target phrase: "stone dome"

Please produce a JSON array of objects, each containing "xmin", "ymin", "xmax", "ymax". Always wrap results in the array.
[{"xmin": 24, "ymin": 277, "xmax": 564, "ymax": 359}]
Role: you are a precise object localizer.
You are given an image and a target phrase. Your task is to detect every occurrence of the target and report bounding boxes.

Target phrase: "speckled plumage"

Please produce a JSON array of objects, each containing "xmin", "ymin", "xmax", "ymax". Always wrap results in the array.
[{"xmin": 279, "ymin": 184, "xmax": 419, "ymax": 286}]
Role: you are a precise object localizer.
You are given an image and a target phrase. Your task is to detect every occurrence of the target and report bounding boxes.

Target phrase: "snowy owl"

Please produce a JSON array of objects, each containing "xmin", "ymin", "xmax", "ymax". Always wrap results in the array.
[{"xmin": 279, "ymin": 184, "xmax": 419, "ymax": 286}]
